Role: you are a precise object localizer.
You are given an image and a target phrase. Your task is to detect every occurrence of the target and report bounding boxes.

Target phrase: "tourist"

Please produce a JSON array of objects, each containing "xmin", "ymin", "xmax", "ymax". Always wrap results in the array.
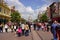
[
  {"xmin": 14, "ymin": 25, "xmax": 17, "ymax": 32},
  {"xmin": 24, "ymin": 23, "xmax": 29, "ymax": 36},
  {"xmin": 4, "ymin": 24, "xmax": 8, "ymax": 32},
  {"xmin": 34, "ymin": 23, "xmax": 36, "ymax": 30},
  {"xmin": 41, "ymin": 23, "xmax": 45, "ymax": 31},
  {"xmin": 56, "ymin": 22, "xmax": 60, "ymax": 40},
  {"xmin": 16, "ymin": 27, "xmax": 22, "ymax": 37},
  {"xmin": 37, "ymin": 22, "xmax": 41, "ymax": 31},
  {"xmin": 51, "ymin": 21, "xmax": 58, "ymax": 40},
  {"xmin": 21, "ymin": 23, "xmax": 25, "ymax": 35},
  {"xmin": 11, "ymin": 25, "xmax": 14, "ymax": 32},
  {"xmin": 0, "ymin": 23, "xmax": 3, "ymax": 32},
  {"xmin": 45, "ymin": 22, "xmax": 51, "ymax": 32},
  {"xmin": 28, "ymin": 22, "xmax": 31, "ymax": 32}
]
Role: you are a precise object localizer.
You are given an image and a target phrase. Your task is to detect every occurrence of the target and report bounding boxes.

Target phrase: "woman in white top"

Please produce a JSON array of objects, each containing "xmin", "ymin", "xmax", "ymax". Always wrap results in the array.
[
  {"xmin": 14, "ymin": 25, "xmax": 17, "ymax": 32},
  {"xmin": 21, "ymin": 24, "xmax": 25, "ymax": 35},
  {"xmin": 5, "ymin": 24, "xmax": 8, "ymax": 32}
]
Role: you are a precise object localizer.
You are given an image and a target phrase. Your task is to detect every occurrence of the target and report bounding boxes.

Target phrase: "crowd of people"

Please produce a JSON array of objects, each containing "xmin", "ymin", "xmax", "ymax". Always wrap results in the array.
[
  {"xmin": 51, "ymin": 21, "xmax": 60, "ymax": 40},
  {"xmin": 0, "ymin": 20, "xmax": 60, "ymax": 40},
  {"xmin": 33, "ymin": 22, "xmax": 51, "ymax": 32},
  {"xmin": 0, "ymin": 22, "xmax": 31, "ymax": 37},
  {"xmin": 33, "ymin": 21, "xmax": 60, "ymax": 40}
]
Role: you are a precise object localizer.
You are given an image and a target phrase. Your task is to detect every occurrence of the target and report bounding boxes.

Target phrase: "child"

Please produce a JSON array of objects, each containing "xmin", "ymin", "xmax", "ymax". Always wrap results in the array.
[{"xmin": 17, "ymin": 27, "xmax": 22, "ymax": 37}]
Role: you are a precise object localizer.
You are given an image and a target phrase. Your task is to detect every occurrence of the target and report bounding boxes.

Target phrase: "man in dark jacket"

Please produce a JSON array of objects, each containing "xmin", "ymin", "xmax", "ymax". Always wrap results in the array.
[
  {"xmin": 34, "ymin": 23, "xmax": 36, "ymax": 30},
  {"xmin": 51, "ymin": 21, "xmax": 58, "ymax": 40}
]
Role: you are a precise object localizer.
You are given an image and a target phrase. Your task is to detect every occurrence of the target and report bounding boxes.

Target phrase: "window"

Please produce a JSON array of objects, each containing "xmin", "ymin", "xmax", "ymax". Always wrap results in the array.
[
  {"xmin": 4, "ymin": 9, "xmax": 5, "ymax": 13},
  {"xmin": 4, "ymin": 9, "xmax": 7, "ymax": 14},
  {"xmin": 52, "ymin": 13, "xmax": 58, "ymax": 18},
  {"xmin": 0, "ymin": 8, "xmax": 1, "ymax": 12}
]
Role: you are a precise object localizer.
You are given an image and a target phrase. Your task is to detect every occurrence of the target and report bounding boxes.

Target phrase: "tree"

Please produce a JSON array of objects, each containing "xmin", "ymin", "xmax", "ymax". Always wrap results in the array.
[
  {"xmin": 20, "ymin": 18, "xmax": 27, "ymax": 23},
  {"xmin": 11, "ymin": 11, "xmax": 21, "ymax": 23},
  {"xmin": 40, "ymin": 13, "xmax": 48, "ymax": 22},
  {"xmin": 33, "ymin": 19, "xmax": 38, "ymax": 22}
]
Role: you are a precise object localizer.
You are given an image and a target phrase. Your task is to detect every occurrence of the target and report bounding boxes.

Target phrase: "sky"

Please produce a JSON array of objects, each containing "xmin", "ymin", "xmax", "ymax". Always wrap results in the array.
[{"xmin": 4, "ymin": 0, "xmax": 58, "ymax": 20}]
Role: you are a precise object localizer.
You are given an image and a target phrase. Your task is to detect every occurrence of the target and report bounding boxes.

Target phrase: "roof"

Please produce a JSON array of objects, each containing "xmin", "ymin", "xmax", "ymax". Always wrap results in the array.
[{"xmin": 49, "ymin": 2, "xmax": 56, "ymax": 7}]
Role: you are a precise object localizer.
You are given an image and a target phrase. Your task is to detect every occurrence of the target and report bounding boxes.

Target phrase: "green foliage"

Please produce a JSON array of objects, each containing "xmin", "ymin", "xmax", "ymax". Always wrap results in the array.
[
  {"xmin": 40, "ymin": 14, "xmax": 48, "ymax": 22},
  {"xmin": 20, "ymin": 18, "xmax": 27, "ymax": 23},
  {"xmin": 33, "ymin": 19, "xmax": 38, "ymax": 22},
  {"xmin": 11, "ymin": 11, "xmax": 21, "ymax": 23}
]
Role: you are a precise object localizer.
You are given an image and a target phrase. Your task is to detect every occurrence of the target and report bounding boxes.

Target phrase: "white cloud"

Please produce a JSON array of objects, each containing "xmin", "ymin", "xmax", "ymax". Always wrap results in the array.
[
  {"xmin": 4, "ymin": 0, "xmax": 35, "ymax": 20},
  {"xmin": 4, "ymin": 0, "xmax": 53, "ymax": 21},
  {"xmin": 26, "ymin": 7, "xmax": 34, "ymax": 14},
  {"xmin": 4, "ymin": 0, "xmax": 26, "ymax": 12},
  {"xmin": 36, "ymin": 4, "xmax": 49, "ymax": 14}
]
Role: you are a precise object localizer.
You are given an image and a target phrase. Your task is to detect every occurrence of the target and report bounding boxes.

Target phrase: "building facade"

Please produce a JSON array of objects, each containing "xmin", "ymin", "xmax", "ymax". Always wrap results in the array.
[
  {"xmin": 47, "ymin": 2, "xmax": 60, "ymax": 21},
  {"xmin": 46, "ymin": 7, "xmax": 50, "ymax": 19},
  {"xmin": 11, "ymin": 6, "xmax": 15, "ymax": 13},
  {"xmin": 0, "ymin": 0, "xmax": 11, "ymax": 24}
]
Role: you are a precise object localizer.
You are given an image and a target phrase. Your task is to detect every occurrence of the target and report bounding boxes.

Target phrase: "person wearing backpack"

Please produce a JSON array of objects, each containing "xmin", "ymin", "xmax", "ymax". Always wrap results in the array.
[{"xmin": 17, "ymin": 27, "xmax": 22, "ymax": 37}]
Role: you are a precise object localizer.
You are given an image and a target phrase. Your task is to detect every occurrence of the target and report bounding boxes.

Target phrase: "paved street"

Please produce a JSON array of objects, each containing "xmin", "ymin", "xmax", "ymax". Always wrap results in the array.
[
  {"xmin": 0, "ymin": 0, "xmax": 60, "ymax": 40},
  {"xmin": 0, "ymin": 32, "xmax": 32, "ymax": 40},
  {"xmin": 36, "ymin": 30, "xmax": 53, "ymax": 40},
  {"xmin": 31, "ymin": 28, "xmax": 41, "ymax": 40},
  {"xmin": 0, "ymin": 28, "xmax": 53, "ymax": 40}
]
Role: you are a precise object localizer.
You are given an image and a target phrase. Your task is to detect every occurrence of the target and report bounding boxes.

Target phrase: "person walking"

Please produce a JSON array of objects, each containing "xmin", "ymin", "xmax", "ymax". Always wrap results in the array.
[
  {"xmin": 0, "ymin": 23, "xmax": 3, "ymax": 32},
  {"xmin": 21, "ymin": 23, "xmax": 25, "ymax": 35},
  {"xmin": 24, "ymin": 23, "xmax": 29, "ymax": 36},
  {"xmin": 34, "ymin": 23, "xmax": 36, "ymax": 30},
  {"xmin": 51, "ymin": 21, "xmax": 58, "ymax": 40},
  {"xmin": 11, "ymin": 25, "xmax": 14, "ymax": 32},
  {"xmin": 17, "ymin": 27, "xmax": 22, "ymax": 37},
  {"xmin": 14, "ymin": 25, "xmax": 17, "ymax": 32},
  {"xmin": 56, "ymin": 22, "xmax": 60, "ymax": 40},
  {"xmin": 37, "ymin": 22, "xmax": 41, "ymax": 31},
  {"xmin": 28, "ymin": 22, "xmax": 31, "ymax": 32},
  {"xmin": 41, "ymin": 23, "xmax": 45, "ymax": 31},
  {"xmin": 4, "ymin": 24, "xmax": 8, "ymax": 32}
]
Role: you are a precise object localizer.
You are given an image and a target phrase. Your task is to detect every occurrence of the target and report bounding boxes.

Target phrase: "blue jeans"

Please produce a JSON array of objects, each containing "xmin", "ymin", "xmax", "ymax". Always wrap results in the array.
[
  {"xmin": 25, "ymin": 30, "xmax": 29, "ymax": 36},
  {"xmin": 53, "ymin": 37, "xmax": 57, "ymax": 40},
  {"xmin": 53, "ymin": 34, "xmax": 57, "ymax": 40}
]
